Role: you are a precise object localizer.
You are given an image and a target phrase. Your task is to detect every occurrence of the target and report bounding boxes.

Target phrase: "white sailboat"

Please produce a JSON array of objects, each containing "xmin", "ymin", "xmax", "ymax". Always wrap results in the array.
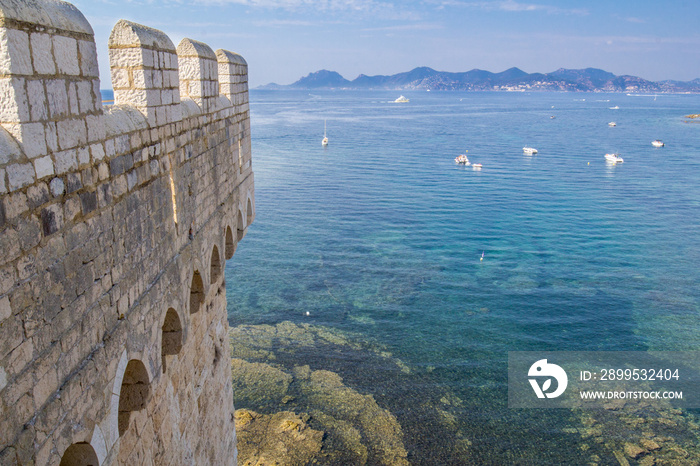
[{"xmin": 322, "ymin": 119, "xmax": 328, "ymax": 146}]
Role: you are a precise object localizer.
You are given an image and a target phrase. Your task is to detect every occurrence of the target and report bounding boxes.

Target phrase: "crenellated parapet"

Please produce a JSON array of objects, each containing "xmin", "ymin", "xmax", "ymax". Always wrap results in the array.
[
  {"xmin": 108, "ymin": 19, "xmax": 181, "ymax": 126},
  {"xmin": 0, "ymin": 0, "xmax": 253, "ymax": 464}
]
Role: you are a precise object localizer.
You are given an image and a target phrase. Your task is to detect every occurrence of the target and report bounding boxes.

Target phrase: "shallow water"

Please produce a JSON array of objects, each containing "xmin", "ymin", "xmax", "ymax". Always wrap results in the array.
[{"xmin": 226, "ymin": 90, "xmax": 700, "ymax": 464}]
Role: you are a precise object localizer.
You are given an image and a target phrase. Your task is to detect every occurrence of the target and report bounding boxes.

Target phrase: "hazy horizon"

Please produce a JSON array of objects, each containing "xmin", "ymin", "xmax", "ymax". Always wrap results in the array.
[
  {"xmin": 73, "ymin": 1, "xmax": 700, "ymax": 89},
  {"xmin": 259, "ymin": 65, "xmax": 699, "ymax": 88}
]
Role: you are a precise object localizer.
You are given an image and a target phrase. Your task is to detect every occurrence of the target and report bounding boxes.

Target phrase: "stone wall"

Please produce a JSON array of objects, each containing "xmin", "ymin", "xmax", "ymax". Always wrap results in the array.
[{"xmin": 0, "ymin": 0, "xmax": 254, "ymax": 464}]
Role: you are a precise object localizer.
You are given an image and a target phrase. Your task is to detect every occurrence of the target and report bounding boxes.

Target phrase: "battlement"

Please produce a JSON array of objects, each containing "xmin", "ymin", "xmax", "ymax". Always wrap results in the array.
[{"xmin": 0, "ymin": 0, "xmax": 253, "ymax": 464}]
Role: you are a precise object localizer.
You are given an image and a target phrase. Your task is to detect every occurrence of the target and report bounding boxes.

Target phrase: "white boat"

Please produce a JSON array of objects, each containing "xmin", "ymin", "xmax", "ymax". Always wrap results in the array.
[
  {"xmin": 472, "ymin": 163, "xmax": 482, "ymax": 168},
  {"xmin": 652, "ymin": 139, "xmax": 664, "ymax": 147},
  {"xmin": 523, "ymin": 147, "xmax": 538, "ymax": 155},
  {"xmin": 608, "ymin": 122, "xmax": 617, "ymax": 127},
  {"xmin": 394, "ymin": 95, "xmax": 409, "ymax": 103},
  {"xmin": 455, "ymin": 153, "xmax": 470, "ymax": 165},
  {"xmin": 610, "ymin": 106, "xmax": 620, "ymax": 110},
  {"xmin": 322, "ymin": 119, "xmax": 328, "ymax": 146},
  {"xmin": 605, "ymin": 153, "xmax": 624, "ymax": 163}
]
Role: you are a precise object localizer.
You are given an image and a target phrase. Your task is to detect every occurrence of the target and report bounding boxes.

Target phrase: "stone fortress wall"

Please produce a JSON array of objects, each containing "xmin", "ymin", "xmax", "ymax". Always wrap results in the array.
[{"xmin": 0, "ymin": 0, "xmax": 254, "ymax": 464}]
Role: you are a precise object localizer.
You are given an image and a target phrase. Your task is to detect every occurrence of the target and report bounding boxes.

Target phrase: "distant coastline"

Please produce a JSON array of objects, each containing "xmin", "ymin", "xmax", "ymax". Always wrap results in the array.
[{"xmin": 259, "ymin": 67, "xmax": 700, "ymax": 93}]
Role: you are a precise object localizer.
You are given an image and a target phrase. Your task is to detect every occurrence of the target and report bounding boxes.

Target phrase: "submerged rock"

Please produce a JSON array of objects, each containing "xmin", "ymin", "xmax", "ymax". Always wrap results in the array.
[
  {"xmin": 230, "ymin": 321, "xmax": 386, "ymax": 361},
  {"xmin": 230, "ymin": 359, "xmax": 292, "ymax": 409},
  {"xmin": 295, "ymin": 366, "xmax": 409, "ymax": 465},
  {"xmin": 235, "ymin": 409, "xmax": 323, "ymax": 466},
  {"xmin": 574, "ymin": 402, "xmax": 700, "ymax": 465},
  {"xmin": 230, "ymin": 322, "xmax": 469, "ymax": 465},
  {"xmin": 310, "ymin": 411, "xmax": 368, "ymax": 465}
]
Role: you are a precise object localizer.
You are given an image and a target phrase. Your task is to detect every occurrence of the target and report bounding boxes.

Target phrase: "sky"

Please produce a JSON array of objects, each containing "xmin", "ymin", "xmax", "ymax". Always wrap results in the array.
[{"xmin": 71, "ymin": 0, "xmax": 700, "ymax": 89}]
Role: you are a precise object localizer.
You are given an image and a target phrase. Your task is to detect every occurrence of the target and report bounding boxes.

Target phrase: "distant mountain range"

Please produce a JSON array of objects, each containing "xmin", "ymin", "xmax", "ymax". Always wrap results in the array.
[{"xmin": 259, "ymin": 67, "xmax": 700, "ymax": 93}]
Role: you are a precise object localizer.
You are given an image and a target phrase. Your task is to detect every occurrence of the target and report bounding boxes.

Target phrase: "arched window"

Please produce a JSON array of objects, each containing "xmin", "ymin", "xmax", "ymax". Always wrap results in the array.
[
  {"xmin": 237, "ymin": 210, "xmax": 245, "ymax": 241},
  {"xmin": 118, "ymin": 360, "xmax": 150, "ymax": 437},
  {"xmin": 161, "ymin": 308, "xmax": 183, "ymax": 373},
  {"xmin": 59, "ymin": 442, "xmax": 99, "ymax": 466},
  {"xmin": 210, "ymin": 245, "xmax": 222, "ymax": 284},
  {"xmin": 246, "ymin": 198, "xmax": 253, "ymax": 226},
  {"xmin": 190, "ymin": 271, "xmax": 204, "ymax": 314},
  {"xmin": 225, "ymin": 226, "xmax": 235, "ymax": 260}
]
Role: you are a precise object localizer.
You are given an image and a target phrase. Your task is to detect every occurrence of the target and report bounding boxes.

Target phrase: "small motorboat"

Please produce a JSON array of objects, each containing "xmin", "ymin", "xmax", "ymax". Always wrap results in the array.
[
  {"xmin": 523, "ymin": 147, "xmax": 538, "ymax": 155},
  {"xmin": 608, "ymin": 122, "xmax": 617, "ymax": 127},
  {"xmin": 394, "ymin": 95, "xmax": 409, "ymax": 103},
  {"xmin": 652, "ymin": 139, "xmax": 664, "ymax": 147},
  {"xmin": 472, "ymin": 163, "xmax": 482, "ymax": 168},
  {"xmin": 610, "ymin": 106, "xmax": 620, "ymax": 110},
  {"xmin": 605, "ymin": 153, "xmax": 624, "ymax": 163},
  {"xmin": 455, "ymin": 153, "xmax": 470, "ymax": 165}
]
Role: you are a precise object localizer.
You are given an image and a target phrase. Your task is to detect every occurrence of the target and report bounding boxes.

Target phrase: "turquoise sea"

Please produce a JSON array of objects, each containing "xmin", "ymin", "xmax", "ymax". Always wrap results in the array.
[{"xmin": 226, "ymin": 90, "xmax": 700, "ymax": 464}]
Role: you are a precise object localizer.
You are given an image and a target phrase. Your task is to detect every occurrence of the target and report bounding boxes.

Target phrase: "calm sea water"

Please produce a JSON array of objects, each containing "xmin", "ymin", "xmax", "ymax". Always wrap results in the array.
[{"xmin": 226, "ymin": 90, "xmax": 700, "ymax": 463}]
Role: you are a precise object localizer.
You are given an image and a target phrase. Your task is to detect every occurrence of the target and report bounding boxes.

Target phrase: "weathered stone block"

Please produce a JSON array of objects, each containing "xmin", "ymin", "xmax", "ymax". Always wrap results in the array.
[
  {"xmin": 65, "ymin": 173, "xmax": 82, "ymax": 194},
  {"xmin": 0, "ymin": 28, "xmax": 32, "ymax": 75},
  {"xmin": 68, "ymin": 82, "xmax": 79, "ymax": 114},
  {"xmin": 26, "ymin": 184, "xmax": 50, "ymax": 210},
  {"xmin": 45, "ymin": 79, "xmax": 69, "ymax": 119},
  {"xmin": 80, "ymin": 190, "xmax": 97, "ymax": 215},
  {"xmin": 30, "ymin": 33, "xmax": 56, "ymax": 75},
  {"xmin": 77, "ymin": 81, "xmax": 95, "ymax": 114},
  {"xmin": 45, "ymin": 122, "xmax": 58, "ymax": 152},
  {"xmin": 78, "ymin": 40, "xmax": 99, "ymax": 78},
  {"xmin": 49, "ymin": 177, "xmax": 65, "ymax": 197},
  {"xmin": 7, "ymin": 122, "xmax": 48, "ymax": 159},
  {"xmin": 54, "ymin": 149, "xmax": 77, "ymax": 175},
  {"xmin": 86, "ymin": 115, "xmax": 106, "ymax": 143},
  {"xmin": 53, "ymin": 35, "xmax": 80, "ymax": 76},
  {"xmin": 91, "ymin": 143, "xmax": 106, "ymax": 162},
  {"xmin": 0, "ymin": 77, "xmax": 29, "ymax": 122},
  {"xmin": 6, "ymin": 163, "xmax": 35, "ymax": 192},
  {"xmin": 34, "ymin": 155, "xmax": 55, "ymax": 180},
  {"xmin": 111, "ymin": 68, "xmax": 130, "ymax": 90},
  {"xmin": 57, "ymin": 118, "xmax": 87, "ymax": 150},
  {"xmin": 77, "ymin": 147, "xmax": 90, "ymax": 167},
  {"xmin": 27, "ymin": 79, "xmax": 48, "ymax": 121},
  {"xmin": 63, "ymin": 195, "xmax": 81, "ymax": 223},
  {"xmin": 40, "ymin": 203, "xmax": 63, "ymax": 236}
]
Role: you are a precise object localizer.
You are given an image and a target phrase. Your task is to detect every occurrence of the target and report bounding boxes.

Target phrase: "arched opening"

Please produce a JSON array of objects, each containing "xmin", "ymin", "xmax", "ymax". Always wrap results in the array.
[
  {"xmin": 190, "ymin": 270, "xmax": 204, "ymax": 314},
  {"xmin": 161, "ymin": 308, "xmax": 183, "ymax": 373},
  {"xmin": 246, "ymin": 198, "xmax": 253, "ymax": 226},
  {"xmin": 118, "ymin": 360, "xmax": 150, "ymax": 437},
  {"xmin": 225, "ymin": 226, "xmax": 235, "ymax": 260},
  {"xmin": 237, "ymin": 209, "xmax": 245, "ymax": 241},
  {"xmin": 59, "ymin": 442, "xmax": 99, "ymax": 466},
  {"xmin": 210, "ymin": 245, "xmax": 222, "ymax": 284}
]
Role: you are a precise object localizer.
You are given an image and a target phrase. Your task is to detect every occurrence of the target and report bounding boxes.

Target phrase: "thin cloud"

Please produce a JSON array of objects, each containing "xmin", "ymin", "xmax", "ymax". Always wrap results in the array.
[
  {"xmin": 508, "ymin": 31, "xmax": 700, "ymax": 48},
  {"xmin": 497, "ymin": 0, "xmax": 537, "ymax": 12},
  {"xmin": 253, "ymin": 19, "xmax": 315, "ymax": 27},
  {"xmin": 428, "ymin": 0, "xmax": 588, "ymax": 16},
  {"xmin": 361, "ymin": 22, "xmax": 444, "ymax": 32},
  {"xmin": 194, "ymin": 0, "xmax": 387, "ymax": 11},
  {"xmin": 192, "ymin": 0, "xmax": 421, "ymax": 20},
  {"xmin": 623, "ymin": 16, "xmax": 646, "ymax": 24}
]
